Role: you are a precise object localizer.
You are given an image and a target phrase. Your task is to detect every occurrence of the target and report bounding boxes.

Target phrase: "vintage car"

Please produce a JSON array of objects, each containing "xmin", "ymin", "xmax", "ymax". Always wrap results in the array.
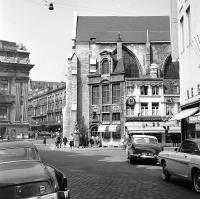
[
  {"xmin": 0, "ymin": 141, "xmax": 70, "ymax": 199},
  {"xmin": 127, "ymin": 135, "xmax": 161, "ymax": 164},
  {"xmin": 158, "ymin": 138, "xmax": 200, "ymax": 193}
]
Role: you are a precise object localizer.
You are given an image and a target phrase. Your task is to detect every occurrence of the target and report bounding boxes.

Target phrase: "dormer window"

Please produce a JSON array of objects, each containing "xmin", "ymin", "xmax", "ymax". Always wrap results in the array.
[{"xmin": 102, "ymin": 59, "xmax": 109, "ymax": 74}]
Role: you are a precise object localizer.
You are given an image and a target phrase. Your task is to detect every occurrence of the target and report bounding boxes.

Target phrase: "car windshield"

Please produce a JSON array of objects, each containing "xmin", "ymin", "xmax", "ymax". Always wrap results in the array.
[
  {"xmin": 133, "ymin": 137, "xmax": 158, "ymax": 145},
  {"xmin": 0, "ymin": 147, "xmax": 40, "ymax": 163}
]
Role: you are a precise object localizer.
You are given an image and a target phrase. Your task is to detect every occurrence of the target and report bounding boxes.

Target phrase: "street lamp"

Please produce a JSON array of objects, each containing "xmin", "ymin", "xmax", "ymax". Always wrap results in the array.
[{"xmin": 49, "ymin": 2, "xmax": 54, "ymax": 10}]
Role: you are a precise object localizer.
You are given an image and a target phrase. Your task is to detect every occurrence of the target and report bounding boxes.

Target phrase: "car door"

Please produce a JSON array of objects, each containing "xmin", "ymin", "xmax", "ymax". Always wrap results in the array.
[{"xmin": 173, "ymin": 141, "xmax": 193, "ymax": 178}]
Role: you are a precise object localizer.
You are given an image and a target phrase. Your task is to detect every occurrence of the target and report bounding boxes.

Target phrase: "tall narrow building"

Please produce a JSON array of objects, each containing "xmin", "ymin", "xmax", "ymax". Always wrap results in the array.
[{"xmin": 0, "ymin": 40, "xmax": 34, "ymax": 139}]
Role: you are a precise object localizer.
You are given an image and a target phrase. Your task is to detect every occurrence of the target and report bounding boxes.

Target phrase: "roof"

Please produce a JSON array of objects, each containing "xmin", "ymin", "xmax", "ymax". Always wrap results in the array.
[
  {"xmin": 76, "ymin": 16, "xmax": 170, "ymax": 42},
  {"xmin": 185, "ymin": 138, "xmax": 200, "ymax": 144},
  {"xmin": 0, "ymin": 141, "xmax": 35, "ymax": 149}
]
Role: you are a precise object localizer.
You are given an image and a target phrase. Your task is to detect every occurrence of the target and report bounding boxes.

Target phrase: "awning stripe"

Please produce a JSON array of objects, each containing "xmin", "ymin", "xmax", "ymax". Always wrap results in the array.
[{"xmin": 169, "ymin": 107, "xmax": 199, "ymax": 121}]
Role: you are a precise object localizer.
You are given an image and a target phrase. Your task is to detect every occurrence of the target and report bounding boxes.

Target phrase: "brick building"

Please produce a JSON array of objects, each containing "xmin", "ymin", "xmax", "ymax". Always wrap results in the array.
[
  {"xmin": 63, "ymin": 13, "xmax": 180, "ymax": 146},
  {"xmin": 0, "ymin": 40, "xmax": 34, "ymax": 139}
]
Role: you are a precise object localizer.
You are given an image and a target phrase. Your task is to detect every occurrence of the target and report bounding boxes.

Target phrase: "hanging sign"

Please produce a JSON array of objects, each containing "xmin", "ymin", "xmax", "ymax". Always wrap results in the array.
[{"xmin": 126, "ymin": 96, "xmax": 136, "ymax": 106}]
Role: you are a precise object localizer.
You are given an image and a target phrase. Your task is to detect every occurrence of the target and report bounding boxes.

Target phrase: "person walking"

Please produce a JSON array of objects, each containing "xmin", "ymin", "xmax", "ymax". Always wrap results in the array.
[
  {"xmin": 43, "ymin": 136, "xmax": 46, "ymax": 145},
  {"xmin": 69, "ymin": 134, "xmax": 74, "ymax": 149},
  {"xmin": 63, "ymin": 136, "xmax": 68, "ymax": 147}
]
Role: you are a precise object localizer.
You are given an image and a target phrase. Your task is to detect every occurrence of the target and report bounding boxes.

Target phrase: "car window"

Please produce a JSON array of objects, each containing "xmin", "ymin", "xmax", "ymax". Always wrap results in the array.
[
  {"xmin": 133, "ymin": 137, "xmax": 158, "ymax": 145},
  {"xmin": 0, "ymin": 147, "xmax": 40, "ymax": 163},
  {"xmin": 179, "ymin": 141, "xmax": 199, "ymax": 154}
]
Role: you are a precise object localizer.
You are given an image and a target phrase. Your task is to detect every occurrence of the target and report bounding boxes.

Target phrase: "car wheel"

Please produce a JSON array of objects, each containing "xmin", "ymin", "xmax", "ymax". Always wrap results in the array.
[
  {"xmin": 162, "ymin": 162, "xmax": 170, "ymax": 181},
  {"xmin": 193, "ymin": 170, "xmax": 200, "ymax": 193}
]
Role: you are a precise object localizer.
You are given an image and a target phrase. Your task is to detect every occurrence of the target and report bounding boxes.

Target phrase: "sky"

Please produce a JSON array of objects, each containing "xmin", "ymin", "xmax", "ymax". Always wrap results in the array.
[{"xmin": 0, "ymin": 0, "xmax": 170, "ymax": 82}]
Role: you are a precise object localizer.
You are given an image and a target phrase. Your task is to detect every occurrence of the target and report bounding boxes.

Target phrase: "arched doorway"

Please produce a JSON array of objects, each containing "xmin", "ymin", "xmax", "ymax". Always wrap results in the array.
[{"xmin": 90, "ymin": 126, "xmax": 98, "ymax": 137}]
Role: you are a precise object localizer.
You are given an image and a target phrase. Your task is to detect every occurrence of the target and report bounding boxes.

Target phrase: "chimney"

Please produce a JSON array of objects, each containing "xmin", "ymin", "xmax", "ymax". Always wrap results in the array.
[{"xmin": 117, "ymin": 32, "xmax": 122, "ymax": 60}]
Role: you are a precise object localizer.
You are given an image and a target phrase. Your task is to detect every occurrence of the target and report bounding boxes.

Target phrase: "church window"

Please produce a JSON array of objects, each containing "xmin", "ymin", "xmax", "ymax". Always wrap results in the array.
[{"xmin": 102, "ymin": 59, "xmax": 109, "ymax": 74}]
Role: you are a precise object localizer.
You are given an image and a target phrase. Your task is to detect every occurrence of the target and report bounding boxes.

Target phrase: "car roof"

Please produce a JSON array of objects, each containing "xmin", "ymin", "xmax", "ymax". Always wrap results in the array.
[
  {"xmin": 132, "ymin": 135, "xmax": 158, "ymax": 139},
  {"xmin": 0, "ymin": 140, "xmax": 35, "ymax": 149},
  {"xmin": 184, "ymin": 138, "xmax": 200, "ymax": 144}
]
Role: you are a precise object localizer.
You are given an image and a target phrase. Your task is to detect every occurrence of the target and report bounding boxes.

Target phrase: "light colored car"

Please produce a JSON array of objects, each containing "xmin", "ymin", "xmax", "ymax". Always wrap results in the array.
[
  {"xmin": 127, "ymin": 135, "xmax": 161, "ymax": 164},
  {"xmin": 158, "ymin": 138, "xmax": 200, "ymax": 193}
]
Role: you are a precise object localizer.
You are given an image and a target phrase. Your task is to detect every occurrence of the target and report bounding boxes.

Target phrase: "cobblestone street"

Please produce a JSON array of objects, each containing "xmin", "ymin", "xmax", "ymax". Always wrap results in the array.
[{"xmin": 36, "ymin": 141, "xmax": 199, "ymax": 199}]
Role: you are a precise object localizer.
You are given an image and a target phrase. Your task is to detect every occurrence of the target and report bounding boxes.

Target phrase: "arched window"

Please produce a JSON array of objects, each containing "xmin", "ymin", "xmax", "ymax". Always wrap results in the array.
[{"xmin": 102, "ymin": 60, "xmax": 109, "ymax": 74}]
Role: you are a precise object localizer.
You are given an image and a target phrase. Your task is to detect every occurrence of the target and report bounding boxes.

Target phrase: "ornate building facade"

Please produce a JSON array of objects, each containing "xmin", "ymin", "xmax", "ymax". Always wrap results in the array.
[
  {"xmin": 64, "ymin": 14, "xmax": 180, "ymax": 146},
  {"xmin": 28, "ymin": 82, "xmax": 66, "ymax": 133},
  {"xmin": 0, "ymin": 40, "xmax": 34, "ymax": 139}
]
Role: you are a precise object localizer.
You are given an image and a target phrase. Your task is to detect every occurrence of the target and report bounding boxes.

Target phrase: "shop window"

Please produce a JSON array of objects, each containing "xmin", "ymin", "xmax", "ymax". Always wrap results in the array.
[
  {"xmin": 112, "ymin": 84, "xmax": 120, "ymax": 103},
  {"xmin": 112, "ymin": 113, "xmax": 120, "ymax": 121},
  {"xmin": 112, "ymin": 131, "xmax": 121, "ymax": 139},
  {"xmin": 102, "ymin": 132, "xmax": 110, "ymax": 139},
  {"xmin": 102, "ymin": 113, "xmax": 110, "ymax": 122},
  {"xmin": 140, "ymin": 86, "xmax": 148, "ymax": 95}
]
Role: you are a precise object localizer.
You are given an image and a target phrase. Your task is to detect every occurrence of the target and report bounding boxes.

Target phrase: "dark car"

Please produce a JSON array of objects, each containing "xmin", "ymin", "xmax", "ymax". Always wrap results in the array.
[
  {"xmin": 0, "ymin": 141, "xmax": 70, "ymax": 199},
  {"xmin": 127, "ymin": 135, "xmax": 161, "ymax": 164}
]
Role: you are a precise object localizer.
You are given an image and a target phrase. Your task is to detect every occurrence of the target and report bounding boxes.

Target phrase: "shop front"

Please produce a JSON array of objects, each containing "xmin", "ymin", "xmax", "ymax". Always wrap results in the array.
[
  {"xmin": 168, "ymin": 106, "xmax": 199, "ymax": 140},
  {"xmin": 98, "ymin": 124, "xmax": 122, "ymax": 147}
]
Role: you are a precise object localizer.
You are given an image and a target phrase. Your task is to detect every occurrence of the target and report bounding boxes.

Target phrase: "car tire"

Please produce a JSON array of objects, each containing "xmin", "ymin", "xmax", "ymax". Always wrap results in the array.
[
  {"xmin": 193, "ymin": 170, "xmax": 200, "ymax": 193},
  {"xmin": 162, "ymin": 162, "xmax": 170, "ymax": 181}
]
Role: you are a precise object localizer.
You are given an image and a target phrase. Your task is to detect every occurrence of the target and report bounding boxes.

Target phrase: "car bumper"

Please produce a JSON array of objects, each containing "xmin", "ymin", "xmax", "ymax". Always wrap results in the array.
[
  {"xmin": 130, "ymin": 154, "xmax": 157, "ymax": 161},
  {"xmin": 28, "ymin": 190, "xmax": 70, "ymax": 199}
]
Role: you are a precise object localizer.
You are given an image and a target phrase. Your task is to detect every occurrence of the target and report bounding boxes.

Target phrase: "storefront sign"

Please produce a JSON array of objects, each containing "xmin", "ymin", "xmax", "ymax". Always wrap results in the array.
[{"xmin": 188, "ymin": 115, "xmax": 200, "ymax": 123}]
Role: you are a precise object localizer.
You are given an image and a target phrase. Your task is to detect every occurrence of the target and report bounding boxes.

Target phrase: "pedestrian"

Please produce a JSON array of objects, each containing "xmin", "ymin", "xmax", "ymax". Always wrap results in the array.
[
  {"xmin": 43, "ymin": 136, "xmax": 46, "ymax": 145},
  {"xmin": 56, "ymin": 135, "xmax": 62, "ymax": 148},
  {"xmin": 69, "ymin": 134, "xmax": 74, "ymax": 149},
  {"xmin": 63, "ymin": 136, "xmax": 68, "ymax": 147}
]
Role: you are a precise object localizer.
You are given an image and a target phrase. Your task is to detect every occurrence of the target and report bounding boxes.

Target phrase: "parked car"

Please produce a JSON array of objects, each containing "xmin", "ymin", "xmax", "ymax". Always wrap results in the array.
[
  {"xmin": 158, "ymin": 138, "xmax": 200, "ymax": 193},
  {"xmin": 127, "ymin": 135, "xmax": 161, "ymax": 164},
  {"xmin": 0, "ymin": 141, "xmax": 70, "ymax": 199}
]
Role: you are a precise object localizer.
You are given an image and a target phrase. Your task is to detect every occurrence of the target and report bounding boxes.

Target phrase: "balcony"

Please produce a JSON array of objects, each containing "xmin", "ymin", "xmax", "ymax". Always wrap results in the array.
[{"xmin": 0, "ymin": 94, "xmax": 15, "ymax": 104}]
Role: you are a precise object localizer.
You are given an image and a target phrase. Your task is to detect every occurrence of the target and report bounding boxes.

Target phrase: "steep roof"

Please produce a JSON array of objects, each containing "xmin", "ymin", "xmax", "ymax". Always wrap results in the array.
[{"xmin": 76, "ymin": 16, "xmax": 170, "ymax": 42}]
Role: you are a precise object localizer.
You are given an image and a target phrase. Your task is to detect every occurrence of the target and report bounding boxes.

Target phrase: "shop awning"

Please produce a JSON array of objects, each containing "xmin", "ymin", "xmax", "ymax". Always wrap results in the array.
[
  {"xmin": 98, "ymin": 125, "xmax": 109, "ymax": 132},
  {"xmin": 169, "ymin": 107, "xmax": 199, "ymax": 121},
  {"xmin": 108, "ymin": 125, "xmax": 120, "ymax": 132},
  {"xmin": 126, "ymin": 126, "xmax": 165, "ymax": 134}
]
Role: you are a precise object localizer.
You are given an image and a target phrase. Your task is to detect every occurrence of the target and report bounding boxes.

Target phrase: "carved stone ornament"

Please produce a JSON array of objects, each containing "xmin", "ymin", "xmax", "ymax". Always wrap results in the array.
[{"xmin": 126, "ymin": 96, "xmax": 136, "ymax": 106}]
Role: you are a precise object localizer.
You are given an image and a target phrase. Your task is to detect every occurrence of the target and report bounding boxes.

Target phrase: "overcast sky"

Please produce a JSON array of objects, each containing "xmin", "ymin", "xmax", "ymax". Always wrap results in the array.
[{"xmin": 0, "ymin": 0, "xmax": 170, "ymax": 82}]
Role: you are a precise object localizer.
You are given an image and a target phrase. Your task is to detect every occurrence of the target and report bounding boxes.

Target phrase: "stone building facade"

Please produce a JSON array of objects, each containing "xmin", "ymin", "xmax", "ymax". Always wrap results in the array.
[
  {"xmin": 0, "ymin": 40, "xmax": 34, "ymax": 139},
  {"xmin": 64, "ymin": 14, "xmax": 180, "ymax": 146},
  {"xmin": 28, "ymin": 82, "xmax": 66, "ymax": 133}
]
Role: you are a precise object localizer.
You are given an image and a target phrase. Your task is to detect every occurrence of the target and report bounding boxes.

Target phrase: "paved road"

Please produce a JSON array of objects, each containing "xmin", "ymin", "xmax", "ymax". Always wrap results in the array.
[{"xmin": 35, "ymin": 141, "xmax": 199, "ymax": 199}]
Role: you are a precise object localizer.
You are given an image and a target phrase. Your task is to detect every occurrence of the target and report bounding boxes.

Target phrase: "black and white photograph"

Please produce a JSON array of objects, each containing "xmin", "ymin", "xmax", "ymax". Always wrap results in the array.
[{"xmin": 0, "ymin": 0, "xmax": 200, "ymax": 198}]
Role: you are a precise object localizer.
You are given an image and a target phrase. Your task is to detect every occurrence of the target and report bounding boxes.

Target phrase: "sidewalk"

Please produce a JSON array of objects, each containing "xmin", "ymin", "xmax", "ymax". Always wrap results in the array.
[{"xmin": 31, "ymin": 138, "xmax": 124, "ymax": 151}]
